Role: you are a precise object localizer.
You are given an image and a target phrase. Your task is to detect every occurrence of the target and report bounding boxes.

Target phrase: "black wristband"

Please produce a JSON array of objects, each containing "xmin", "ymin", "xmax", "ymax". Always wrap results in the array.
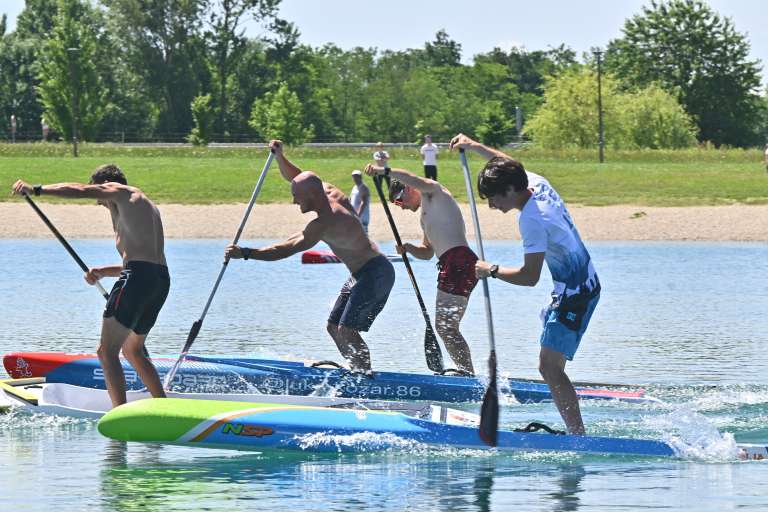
[
  {"xmin": 384, "ymin": 167, "xmax": 391, "ymax": 177},
  {"xmin": 33, "ymin": 185, "xmax": 43, "ymax": 196},
  {"xmin": 489, "ymin": 264, "xmax": 499, "ymax": 278},
  {"xmin": 242, "ymin": 248, "xmax": 251, "ymax": 260}
]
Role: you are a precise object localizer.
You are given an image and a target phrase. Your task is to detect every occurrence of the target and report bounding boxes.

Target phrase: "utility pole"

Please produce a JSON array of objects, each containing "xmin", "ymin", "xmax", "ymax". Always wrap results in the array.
[
  {"xmin": 66, "ymin": 47, "xmax": 80, "ymax": 157},
  {"xmin": 594, "ymin": 48, "xmax": 605, "ymax": 163}
]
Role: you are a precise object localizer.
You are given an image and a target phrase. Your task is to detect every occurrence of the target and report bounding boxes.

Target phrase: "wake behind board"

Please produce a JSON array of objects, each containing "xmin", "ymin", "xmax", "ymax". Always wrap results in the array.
[{"xmin": 4, "ymin": 352, "xmax": 656, "ymax": 405}]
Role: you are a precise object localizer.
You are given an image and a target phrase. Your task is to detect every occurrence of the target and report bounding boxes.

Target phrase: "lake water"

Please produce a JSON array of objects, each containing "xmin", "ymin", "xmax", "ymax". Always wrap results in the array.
[{"xmin": 1, "ymin": 239, "xmax": 767, "ymax": 511}]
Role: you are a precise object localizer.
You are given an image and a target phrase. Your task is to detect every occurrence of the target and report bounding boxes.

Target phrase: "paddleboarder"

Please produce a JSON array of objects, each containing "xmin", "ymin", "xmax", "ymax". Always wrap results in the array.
[
  {"xmin": 449, "ymin": 133, "xmax": 600, "ymax": 435},
  {"xmin": 11, "ymin": 165, "xmax": 169, "ymax": 408},
  {"xmin": 364, "ymin": 164, "xmax": 477, "ymax": 375},
  {"xmin": 226, "ymin": 140, "xmax": 395, "ymax": 374}
]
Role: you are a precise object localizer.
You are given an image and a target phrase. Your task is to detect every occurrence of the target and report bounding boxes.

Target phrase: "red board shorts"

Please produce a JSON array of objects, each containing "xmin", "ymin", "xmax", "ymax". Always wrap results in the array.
[{"xmin": 436, "ymin": 246, "xmax": 479, "ymax": 298}]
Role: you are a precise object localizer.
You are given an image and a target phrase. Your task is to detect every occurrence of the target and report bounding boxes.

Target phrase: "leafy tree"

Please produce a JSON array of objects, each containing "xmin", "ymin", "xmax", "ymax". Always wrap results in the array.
[
  {"xmin": 37, "ymin": 0, "xmax": 107, "ymax": 142},
  {"xmin": 205, "ymin": 0, "xmax": 279, "ymax": 133},
  {"xmin": 606, "ymin": 0, "xmax": 763, "ymax": 147},
  {"xmin": 187, "ymin": 94, "xmax": 214, "ymax": 145},
  {"xmin": 476, "ymin": 102, "xmax": 513, "ymax": 147},
  {"xmin": 0, "ymin": 34, "xmax": 42, "ymax": 139},
  {"xmin": 249, "ymin": 82, "xmax": 313, "ymax": 144},
  {"xmin": 1, "ymin": 14, "xmax": 6, "ymax": 37},
  {"xmin": 619, "ymin": 84, "xmax": 698, "ymax": 149},
  {"xmin": 424, "ymin": 29, "xmax": 461, "ymax": 67}
]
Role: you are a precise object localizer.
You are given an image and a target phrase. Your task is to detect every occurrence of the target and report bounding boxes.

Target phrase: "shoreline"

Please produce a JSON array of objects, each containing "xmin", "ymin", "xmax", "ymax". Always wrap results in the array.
[{"xmin": 1, "ymin": 202, "xmax": 767, "ymax": 241}]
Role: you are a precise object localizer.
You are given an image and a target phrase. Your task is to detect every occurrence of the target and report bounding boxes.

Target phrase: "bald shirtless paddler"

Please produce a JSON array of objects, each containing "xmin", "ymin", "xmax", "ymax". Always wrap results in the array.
[
  {"xmin": 226, "ymin": 141, "xmax": 395, "ymax": 373},
  {"xmin": 365, "ymin": 163, "xmax": 477, "ymax": 374}
]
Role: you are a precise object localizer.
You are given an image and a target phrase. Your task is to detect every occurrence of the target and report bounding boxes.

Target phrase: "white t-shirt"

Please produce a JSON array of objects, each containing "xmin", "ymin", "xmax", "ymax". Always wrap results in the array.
[
  {"xmin": 350, "ymin": 183, "xmax": 370, "ymax": 224},
  {"xmin": 373, "ymin": 150, "xmax": 389, "ymax": 164},
  {"xmin": 420, "ymin": 144, "xmax": 438, "ymax": 166},
  {"xmin": 518, "ymin": 172, "xmax": 598, "ymax": 298}
]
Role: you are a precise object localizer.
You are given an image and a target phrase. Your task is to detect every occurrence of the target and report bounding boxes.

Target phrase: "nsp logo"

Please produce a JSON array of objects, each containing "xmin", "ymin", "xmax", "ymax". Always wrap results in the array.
[{"xmin": 221, "ymin": 423, "xmax": 274, "ymax": 437}]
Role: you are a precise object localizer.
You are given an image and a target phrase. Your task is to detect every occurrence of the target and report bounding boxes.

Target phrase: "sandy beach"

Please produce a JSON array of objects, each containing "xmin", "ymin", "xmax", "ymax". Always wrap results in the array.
[{"xmin": 1, "ymin": 202, "xmax": 767, "ymax": 241}]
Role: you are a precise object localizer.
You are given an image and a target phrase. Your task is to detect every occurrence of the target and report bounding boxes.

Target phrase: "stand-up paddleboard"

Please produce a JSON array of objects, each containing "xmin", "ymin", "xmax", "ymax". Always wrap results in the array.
[
  {"xmin": 302, "ymin": 250, "xmax": 402, "ymax": 264},
  {"xmin": 4, "ymin": 352, "xmax": 657, "ymax": 405},
  {"xmin": 96, "ymin": 397, "xmax": 768, "ymax": 460}
]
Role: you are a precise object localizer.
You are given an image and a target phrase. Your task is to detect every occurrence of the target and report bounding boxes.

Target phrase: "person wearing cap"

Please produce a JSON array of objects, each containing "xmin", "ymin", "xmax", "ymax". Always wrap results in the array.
[
  {"xmin": 364, "ymin": 163, "xmax": 477, "ymax": 375},
  {"xmin": 226, "ymin": 141, "xmax": 394, "ymax": 374},
  {"xmin": 350, "ymin": 170, "xmax": 371, "ymax": 234},
  {"xmin": 449, "ymin": 133, "xmax": 600, "ymax": 435}
]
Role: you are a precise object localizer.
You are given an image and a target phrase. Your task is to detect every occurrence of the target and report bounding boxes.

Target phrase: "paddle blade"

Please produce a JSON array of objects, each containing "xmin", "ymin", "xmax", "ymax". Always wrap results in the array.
[
  {"xmin": 479, "ymin": 350, "xmax": 499, "ymax": 446},
  {"xmin": 424, "ymin": 325, "xmax": 444, "ymax": 373}
]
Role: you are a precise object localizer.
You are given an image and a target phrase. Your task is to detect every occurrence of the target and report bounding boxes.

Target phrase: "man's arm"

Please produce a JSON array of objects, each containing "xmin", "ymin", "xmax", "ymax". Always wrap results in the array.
[
  {"xmin": 400, "ymin": 231, "xmax": 434, "ymax": 260},
  {"xmin": 357, "ymin": 186, "xmax": 370, "ymax": 217},
  {"xmin": 12, "ymin": 180, "xmax": 127, "ymax": 201},
  {"xmin": 226, "ymin": 221, "xmax": 323, "ymax": 261},
  {"xmin": 476, "ymin": 252, "xmax": 545, "ymax": 287},
  {"xmin": 269, "ymin": 140, "xmax": 303, "ymax": 183},
  {"xmin": 363, "ymin": 164, "xmax": 440, "ymax": 193},
  {"xmin": 85, "ymin": 265, "xmax": 124, "ymax": 284},
  {"xmin": 449, "ymin": 133, "xmax": 510, "ymax": 161}
]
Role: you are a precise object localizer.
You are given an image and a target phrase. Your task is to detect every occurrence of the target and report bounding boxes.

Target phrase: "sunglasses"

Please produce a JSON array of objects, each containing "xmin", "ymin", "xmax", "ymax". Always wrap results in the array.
[{"xmin": 391, "ymin": 188, "xmax": 405, "ymax": 206}]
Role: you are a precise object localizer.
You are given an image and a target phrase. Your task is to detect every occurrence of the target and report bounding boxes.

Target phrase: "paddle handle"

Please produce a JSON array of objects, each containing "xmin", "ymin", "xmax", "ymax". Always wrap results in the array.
[
  {"xmin": 164, "ymin": 150, "xmax": 275, "ymax": 390},
  {"xmin": 22, "ymin": 192, "xmax": 110, "ymax": 300},
  {"xmin": 459, "ymin": 150, "xmax": 496, "ymax": 352}
]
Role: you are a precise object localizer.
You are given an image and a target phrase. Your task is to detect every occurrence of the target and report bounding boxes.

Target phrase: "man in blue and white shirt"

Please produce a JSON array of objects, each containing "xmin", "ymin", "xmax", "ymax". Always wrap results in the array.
[{"xmin": 449, "ymin": 133, "xmax": 600, "ymax": 435}]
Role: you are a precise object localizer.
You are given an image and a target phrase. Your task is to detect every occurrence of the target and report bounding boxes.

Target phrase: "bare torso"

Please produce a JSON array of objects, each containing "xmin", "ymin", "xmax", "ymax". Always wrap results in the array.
[
  {"xmin": 318, "ymin": 183, "xmax": 380, "ymax": 273},
  {"xmin": 420, "ymin": 186, "xmax": 469, "ymax": 257},
  {"xmin": 109, "ymin": 187, "xmax": 167, "ymax": 266}
]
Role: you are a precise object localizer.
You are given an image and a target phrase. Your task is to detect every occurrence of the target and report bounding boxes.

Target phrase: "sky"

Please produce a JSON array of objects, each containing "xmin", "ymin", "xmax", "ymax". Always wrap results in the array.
[{"xmin": 2, "ymin": 0, "xmax": 766, "ymax": 84}]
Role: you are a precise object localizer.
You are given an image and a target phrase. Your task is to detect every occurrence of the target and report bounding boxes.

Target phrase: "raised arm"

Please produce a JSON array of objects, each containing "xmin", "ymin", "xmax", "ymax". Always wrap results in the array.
[
  {"xmin": 226, "ymin": 220, "xmax": 323, "ymax": 262},
  {"xmin": 449, "ymin": 133, "xmax": 510, "ymax": 161},
  {"xmin": 269, "ymin": 140, "xmax": 303, "ymax": 183},
  {"xmin": 363, "ymin": 164, "xmax": 440, "ymax": 194},
  {"xmin": 12, "ymin": 180, "xmax": 128, "ymax": 202}
]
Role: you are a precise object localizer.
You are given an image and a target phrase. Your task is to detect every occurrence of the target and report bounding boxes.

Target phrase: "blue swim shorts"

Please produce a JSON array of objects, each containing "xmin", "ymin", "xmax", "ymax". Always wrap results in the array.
[
  {"xmin": 328, "ymin": 255, "xmax": 395, "ymax": 332},
  {"xmin": 539, "ymin": 283, "xmax": 600, "ymax": 361}
]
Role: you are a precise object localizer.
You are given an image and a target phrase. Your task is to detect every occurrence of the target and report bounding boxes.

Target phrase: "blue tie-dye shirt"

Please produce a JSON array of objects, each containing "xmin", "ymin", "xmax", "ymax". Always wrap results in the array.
[{"xmin": 518, "ymin": 172, "xmax": 598, "ymax": 297}]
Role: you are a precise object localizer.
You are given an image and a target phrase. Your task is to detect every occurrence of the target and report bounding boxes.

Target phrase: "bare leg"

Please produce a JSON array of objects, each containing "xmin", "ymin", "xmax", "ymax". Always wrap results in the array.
[
  {"xmin": 122, "ymin": 332, "xmax": 166, "ymax": 399},
  {"xmin": 327, "ymin": 322, "xmax": 371, "ymax": 372},
  {"xmin": 539, "ymin": 347, "xmax": 585, "ymax": 435},
  {"xmin": 96, "ymin": 317, "xmax": 132, "ymax": 407},
  {"xmin": 435, "ymin": 290, "xmax": 474, "ymax": 374}
]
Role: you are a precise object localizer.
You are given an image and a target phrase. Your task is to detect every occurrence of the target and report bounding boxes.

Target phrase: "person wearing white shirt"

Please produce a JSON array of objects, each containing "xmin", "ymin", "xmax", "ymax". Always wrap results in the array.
[
  {"xmin": 373, "ymin": 142, "xmax": 390, "ymax": 168},
  {"xmin": 450, "ymin": 133, "xmax": 601, "ymax": 436},
  {"xmin": 420, "ymin": 135, "xmax": 439, "ymax": 181}
]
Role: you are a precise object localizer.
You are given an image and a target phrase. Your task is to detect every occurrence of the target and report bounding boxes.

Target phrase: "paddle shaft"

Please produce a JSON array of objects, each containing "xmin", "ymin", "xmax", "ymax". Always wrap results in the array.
[
  {"xmin": 163, "ymin": 150, "xmax": 275, "ymax": 390},
  {"xmin": 22, "ymin": 192, "xmax": 109, "ymax": 299},
  {"xmin": 372, "ymin": 176, "xmax": 444, "ymax": 372}
]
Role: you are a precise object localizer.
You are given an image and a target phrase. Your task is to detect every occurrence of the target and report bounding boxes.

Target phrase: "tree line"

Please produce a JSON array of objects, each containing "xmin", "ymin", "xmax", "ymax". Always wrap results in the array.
[{"xmin": 0, "ymin": 0, "xmax": 765, "ymax": 148}]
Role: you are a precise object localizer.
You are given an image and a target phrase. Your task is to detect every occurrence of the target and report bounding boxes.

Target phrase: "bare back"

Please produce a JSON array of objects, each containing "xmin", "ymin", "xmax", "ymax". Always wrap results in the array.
[
  {"xmin": 109, "ymin": 186, "xmax": 166, "ymax": 266},
  {"xmin": 316, "ymin": 183, "xmax": 380, "ymax": 273},
  {"xmin": 420, "ymin": 186, "xmax": 469, "ymax": 257}
]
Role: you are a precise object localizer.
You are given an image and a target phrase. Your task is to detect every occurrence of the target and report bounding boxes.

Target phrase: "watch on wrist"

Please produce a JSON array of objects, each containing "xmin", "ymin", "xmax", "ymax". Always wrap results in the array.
[
  {"xmin": 489, "ymin": 264, "xmax": 499, "ymax": 278},
  {"xmin": 33, "ymin": 185, "xmax": 43, "ymax": 196},
  {"xmin": 242, "ymin": 248, "xmax": 251, "ymax": 260}
]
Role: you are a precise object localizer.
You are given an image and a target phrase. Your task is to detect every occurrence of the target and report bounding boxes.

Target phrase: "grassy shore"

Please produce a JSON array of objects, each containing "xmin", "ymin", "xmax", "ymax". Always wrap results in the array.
[{"xmin": 1, "ymin": 143, "xmax": 766, "ymax": 206}]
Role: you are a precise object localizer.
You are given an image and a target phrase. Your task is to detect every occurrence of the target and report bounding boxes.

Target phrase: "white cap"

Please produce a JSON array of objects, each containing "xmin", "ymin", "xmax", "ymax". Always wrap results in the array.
[{"xmin": 351, "ymin": 170, "xmax": 362, "ymax": 176}]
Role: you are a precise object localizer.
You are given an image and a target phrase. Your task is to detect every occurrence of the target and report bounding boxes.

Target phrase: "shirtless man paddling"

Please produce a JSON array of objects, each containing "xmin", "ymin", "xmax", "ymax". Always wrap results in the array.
[
  {"xmin": 12, "ymin": 165, "xmax": 169, "ymax": 408},
  {"xmin": 226, "ymin": 141, "xmax": 395, "ymax": 373},
  {"xmin": 364, "ymin": 163, "xmax": 477, "ymax": 374}
]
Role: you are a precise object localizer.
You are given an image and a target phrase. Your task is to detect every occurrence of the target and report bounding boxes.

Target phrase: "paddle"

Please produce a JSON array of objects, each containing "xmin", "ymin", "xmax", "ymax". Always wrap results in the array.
[
  {"xmin": 372, "ymin": 175, "xmax": 444, "ymax": 373},
  {"xmin": 459, "ymin": 149, "xmax": 499, "ymax": 446},
  {"xmin": 22, "ymin": 192, "xmax": 110, "ymax": 299},
  {"xmin": 163, "ymin": 150, "xmax": 275, "ymax": 390}
]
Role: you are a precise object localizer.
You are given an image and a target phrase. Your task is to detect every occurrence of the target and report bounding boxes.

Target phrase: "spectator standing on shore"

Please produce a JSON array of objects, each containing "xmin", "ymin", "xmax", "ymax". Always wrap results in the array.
[
  {"xmin": 420, "ymin": 135, "xmax": 439, "ymax": 181},
  {"xmin": 373, "ymin": 142, "xmax": 390, "ymax": 168},
  {"xmin": 764, "ymin": 143, "xmax": 768, "ymax": 173},
  {"xmin": 42, "ymin": 117, "xmax": 50, "ymax": 142},
  {"xmin": 350, "ymin": 170, "xmax": 371, "ymax": 234},
  {"xmin": 10, "ymin": 115, "xmax": 17, "ymax": 143}
]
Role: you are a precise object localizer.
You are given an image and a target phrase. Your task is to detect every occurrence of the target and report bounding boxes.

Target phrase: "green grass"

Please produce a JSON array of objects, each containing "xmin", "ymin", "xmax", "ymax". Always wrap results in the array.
[{"xmin": 1, "ymin": 143, "xmax": 766, "ymax": 206}]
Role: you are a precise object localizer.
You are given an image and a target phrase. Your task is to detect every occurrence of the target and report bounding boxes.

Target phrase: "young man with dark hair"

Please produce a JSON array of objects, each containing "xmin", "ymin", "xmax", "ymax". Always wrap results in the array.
[
  {"xmin": 449, "ymin": 133, "xmax": 600, "ymax": 435},
  {"xmin": 12, "ymin": 164, "xmax": 169, "ymax": 408},
  {"xmin": 365, "ymin": 163, "xmax": 477, "ymax": 375},
  {"xmin": 226, "ymin": 141, "xmax": 395, "ymax": 374}
]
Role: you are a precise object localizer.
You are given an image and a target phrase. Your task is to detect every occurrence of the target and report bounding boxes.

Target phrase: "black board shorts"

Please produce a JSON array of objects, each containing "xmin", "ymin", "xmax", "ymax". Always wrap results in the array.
[
  {"xmin": 328, "ymin": 255, "xmax": 395, "ymax": 332},
  {"xmin": 104, "ymin": 261, "xmax": 170, "ymax": 335}
]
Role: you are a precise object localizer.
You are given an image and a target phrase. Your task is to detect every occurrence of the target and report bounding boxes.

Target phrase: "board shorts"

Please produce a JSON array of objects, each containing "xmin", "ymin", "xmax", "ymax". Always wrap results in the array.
[
  {"xmin": 104, "ymin": 261, "xmax": 170, "ymax": 335},
  {"xmin": 539, "ymin": 276, "xmax": 601, "ymax": 361},
  {"xmin": 436, "ymin": 246, "xmax": 479, "ymax": 298},
  {"xmin": 328, "ymin": 255, "xmax": 395, "ymax": 332},
  {"xmin": 424, "ymin": 165, "xmax": 438, "ymax": 181}
]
